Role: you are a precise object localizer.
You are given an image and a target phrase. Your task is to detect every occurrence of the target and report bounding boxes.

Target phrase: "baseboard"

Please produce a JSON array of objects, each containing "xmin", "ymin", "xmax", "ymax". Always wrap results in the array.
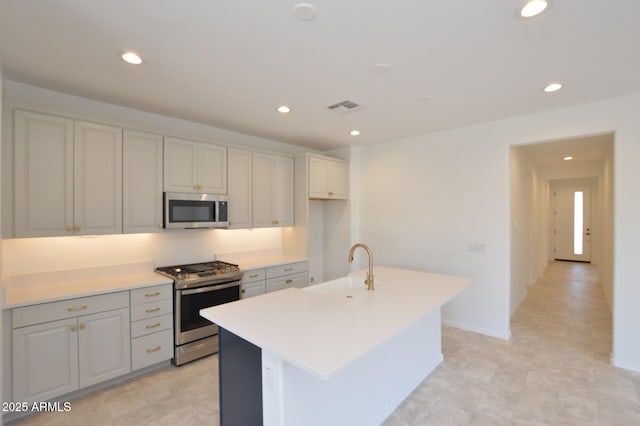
[
  {"xmin": 610, "ymin": 355, "xmax": 640, "ymax": 373},
  {"xmin": 442, "ymin": 319, "xmax": 511, "ymax": 340}
]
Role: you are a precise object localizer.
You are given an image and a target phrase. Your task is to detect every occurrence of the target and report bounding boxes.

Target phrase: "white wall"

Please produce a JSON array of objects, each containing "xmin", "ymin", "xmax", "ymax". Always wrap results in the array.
[
  {"xmin": 353, "ymin": 93, "xmax": 640, "ymax": 372},
  {"xmin": 509, "ymin": 148, "xmax": 533, "ymax": 316},
  {"xmin": 602, "ymin": 146, "xmax": 614, "ymax": 309},
  {"xmin": 353, "ymin": 130, "xmax": 510, "ymax": 339}
]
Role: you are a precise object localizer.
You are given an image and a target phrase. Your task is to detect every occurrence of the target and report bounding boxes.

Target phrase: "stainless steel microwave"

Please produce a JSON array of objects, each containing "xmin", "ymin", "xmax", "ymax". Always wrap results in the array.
[{"xmin": 163, "ymin": 192, "xmax": 229, "ymax": 229}]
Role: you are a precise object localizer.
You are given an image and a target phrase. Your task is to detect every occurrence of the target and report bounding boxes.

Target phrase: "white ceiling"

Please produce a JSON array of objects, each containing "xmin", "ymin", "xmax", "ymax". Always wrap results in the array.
[
  {"xmin": 1, "ymin": 1, "xmax": 639, "ymax": 151},
  {"xmin": 518, "ymin": 133, "xmax": 613, "ymax": 166}
]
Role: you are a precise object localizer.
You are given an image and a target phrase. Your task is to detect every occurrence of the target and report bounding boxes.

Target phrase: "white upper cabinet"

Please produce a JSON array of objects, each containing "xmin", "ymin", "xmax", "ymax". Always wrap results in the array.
[
  {"xmin": 74, "ymin": 121, "xmax": 123, "ymax": 235},
  {"xmin": 274, "ymin": 156, "xmax": 294, "ymax": 226},
  {"xmin": 123, "ymin": 130, "xmax": 164, "ymax": 233},
  {"xmin": 252, "ymin": 153, "xmax": 294, "ymax": 228},
  {"xmin": 164, "ymin": 137, "xmax": 227, "ymax": 194},
  {"xmin": 14, "ymin": 112, "xmax": 123, "ymax": 237},
  {"xmin": 14, "ymin": 110, "xmax": 74, "ymax": 238},
  {"xmin": 308, "ymin": 155, "xmax": 349, "ymax": 200},
  {"xmin": 227, "ymin": 148, "xmax": 253, "ymax": 229}
]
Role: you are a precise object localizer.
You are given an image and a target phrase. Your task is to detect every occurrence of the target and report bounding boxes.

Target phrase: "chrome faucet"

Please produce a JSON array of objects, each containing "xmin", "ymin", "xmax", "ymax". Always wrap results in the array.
[{"xmin": 348, "ymin": 243, "xmax": 374, "ymax": 290}]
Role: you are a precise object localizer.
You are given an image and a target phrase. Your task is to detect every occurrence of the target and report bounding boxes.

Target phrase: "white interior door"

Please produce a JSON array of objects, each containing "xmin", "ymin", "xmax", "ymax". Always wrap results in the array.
[{"xmin": 554, "ymin": 186, "xmax": 591, "ymax": 262}]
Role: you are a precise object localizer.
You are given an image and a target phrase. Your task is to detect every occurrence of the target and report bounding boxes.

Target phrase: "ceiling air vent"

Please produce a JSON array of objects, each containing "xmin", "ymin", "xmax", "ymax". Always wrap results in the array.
[{"xmin": 328, "ymin": 100, "xmax": 361, "ymax": 112}]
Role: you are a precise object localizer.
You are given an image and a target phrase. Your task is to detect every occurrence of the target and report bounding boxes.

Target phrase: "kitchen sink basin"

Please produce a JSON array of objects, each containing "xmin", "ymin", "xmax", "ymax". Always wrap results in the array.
[{"xmin": 304, "ymin": 275, "xmax": 384, "ymax": 298}]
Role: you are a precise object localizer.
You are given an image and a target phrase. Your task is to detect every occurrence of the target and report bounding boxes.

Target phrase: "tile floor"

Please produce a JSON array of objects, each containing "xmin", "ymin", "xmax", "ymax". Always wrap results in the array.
[{"xmin": 8, "ymin": 261, "xmax": 640, "ymax": 425}]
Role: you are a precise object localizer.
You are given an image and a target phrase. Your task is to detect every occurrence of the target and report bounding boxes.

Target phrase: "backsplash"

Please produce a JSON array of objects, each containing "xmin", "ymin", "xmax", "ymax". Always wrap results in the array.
[{"xmin": 1, "ymin": 228, "xmax": 284, "ymax": 276}]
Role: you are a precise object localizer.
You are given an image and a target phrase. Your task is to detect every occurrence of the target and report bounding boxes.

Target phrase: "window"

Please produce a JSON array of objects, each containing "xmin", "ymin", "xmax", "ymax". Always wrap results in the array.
[{"xmin": 574, "ymin": 191, "xmax": 583, "ymax": 255}]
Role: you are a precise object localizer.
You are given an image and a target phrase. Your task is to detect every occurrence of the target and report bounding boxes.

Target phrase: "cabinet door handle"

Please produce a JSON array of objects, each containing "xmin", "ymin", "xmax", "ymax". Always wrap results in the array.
[
  {"xmin": 248, "ymin": 274, "xmax": 259, "ymax": 278},
  {"xmin": 272, "ymin": 220, "xmax": 279, "ymax": 225},
  {"xmin": 79, "ymin": 323, "xmax": 86, "ymax": 330},
  {"xmin": 74, "ymin": 225, "xmax": 81, "ymax": 231},
  {"xmin": 146, "ymin": 345, "xmax": 161, "ymax": 353},
  {"xmin": 66, "ymin": 226, "xmax": 73, "ymax": 232},
  {"xmin": 328, "ymin": 192, "xmax": 334, "ymax": 196},
  {"xmin": 145, "ymin": 292, "xmax": 161, "ymax": 297},
  {"xmin": 70, "ymin": 324, "xmax": 77, "ymax": 332},
  {"xmin": 284, "ymin": 268, "xmax": 293, "ymax": 272},
  {"xmin": 145, "ymin": 307, "xmax": 161, "ymax": 313},
  {"xmin": 241, "ymin": 289, "xmax": 246, "ymax": 294},
  {"xmin": 286, "ymin": 279, "xmax": 293, "ymax": 284},
  {"xmin": 145, "ymin": 322, "xmax": 161, "ymax": 329},
  {"xmin": 67, "ymin": 304, "xmax": 88, "ymax": 312}
]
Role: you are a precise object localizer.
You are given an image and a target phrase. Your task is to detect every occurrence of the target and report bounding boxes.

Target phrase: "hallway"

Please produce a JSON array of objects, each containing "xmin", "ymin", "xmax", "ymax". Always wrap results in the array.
[{"xmin": 385, "ymin": 261, "xmax": 640, "ymax": 425}]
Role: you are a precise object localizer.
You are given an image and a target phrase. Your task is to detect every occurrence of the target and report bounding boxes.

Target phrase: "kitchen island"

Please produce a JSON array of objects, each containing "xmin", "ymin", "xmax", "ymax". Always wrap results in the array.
[{"xmin": 200, "ymin": 266, "xmax": 472, "ymax": 426}]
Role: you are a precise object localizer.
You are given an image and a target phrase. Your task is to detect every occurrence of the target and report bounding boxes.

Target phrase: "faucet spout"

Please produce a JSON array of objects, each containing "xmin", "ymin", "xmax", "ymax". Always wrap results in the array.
[{"xmin": 348, "ymin": 243, "xmax": 374, "ymax": 290}]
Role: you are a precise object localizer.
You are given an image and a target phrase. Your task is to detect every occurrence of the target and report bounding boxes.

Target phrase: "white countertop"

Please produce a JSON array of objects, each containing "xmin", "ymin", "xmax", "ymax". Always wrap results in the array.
[
  {"xmin": 2, "ymin": 262, "xmax": 173, "ymax": 309},
  {"xmin": 217, "ymin": 253, "xmax": 307, "ymax": 270},
  {"xmin": 200, "ymin": 266, "xmax": 472, "ymax": 379}
]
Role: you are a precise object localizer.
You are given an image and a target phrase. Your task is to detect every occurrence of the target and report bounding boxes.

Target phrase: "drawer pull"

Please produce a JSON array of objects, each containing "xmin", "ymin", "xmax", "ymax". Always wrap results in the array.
[
  {"xmin": 70, "ymin": 324, "xmax": 77, "ymax": 332},
  {"xmin": 146, "ymin": 346, "xmax": 161, "ymax": 353},
  {"xmin": 284, "ymin": 268, "xmax": 293, "ymax": 272},
  {"xmin": 328, "ymin": 191, "xmax": 334, "ymax": 196},
  {"xmin": 79, "ymin": 323, "xmax": 86, "ymax": 330},
  {"xmin": 146, "ymin": 322, "xmax": 161, "ymax": 329},
  {"xmin": 145, "ymin": 292, "xmax": 161, "ymax": 297},
  {"xmin": 67, "ymin": 304, "xmax": 88, "ymax": 312},
  {"xmin": 248, "ymin": 274, "xmax": 259, "ymax": 278},
  {"xmin": 145, "ymin": 307, "xmax": 161, "ymax": 313},
  {"xmin": 286, "ymin": 279, "xmax": 293, "ymax": 284}
]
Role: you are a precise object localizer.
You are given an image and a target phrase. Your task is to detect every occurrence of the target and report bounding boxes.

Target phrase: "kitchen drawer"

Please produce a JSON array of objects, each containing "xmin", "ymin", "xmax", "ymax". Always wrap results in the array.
[
  {"xmin": 131, "ymin": 284, "xmax": 172, "ymax": 305},
  {"xmin": 13, "ymin": 292, "xmax": 130, "ymax": 328},
  {"xmin": 266, "ymin": 272, "xmax": 307, "ymax": 293},
  {"xmin": 241, "ymin": 280, "xmax": 266, "ymax": 299},
  {"xmin": 131, "ymin": 313, "xmax": 173, "ymax": 338},
  {"xmin": 266, "ymin": 261, "xmax": 308, "ymax": 279},
  {"xmin": 130, "ymin": 299, "xmax": 173, "ymax": 322},
  {"xmin": 242, "ymin": 268, "xmax": 266, "ymax": 283},
  {"xmin": 131, "ymin": 328, "xmax": 173, "ymax": 370}
]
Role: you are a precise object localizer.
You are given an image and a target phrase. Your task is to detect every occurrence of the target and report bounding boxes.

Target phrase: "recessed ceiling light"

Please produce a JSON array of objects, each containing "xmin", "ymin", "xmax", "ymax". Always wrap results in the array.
[
  {"xmin": 564, "ymin": 156, "xmax": 573, "ymax": 161},
  {"xmin": 293, "ymin": 3, "xmax": 317, "ymax": 21},
  {"xmin": 543, "ymin": 82, "xmax": 563, "ymax": 93},
  {"xmin": 373, "ymin": 63, "xmax": 391, "ymax": 74},
  {"xmin": 121, "ymin": 51, "xmax": 142, "ymax": 65},
  {"xmin": 277, "ymin": 105, "xmax": 291, "ymax": 113},
  {"xmin": 519, "ymin": 0, "xmax": 549, "ymax": 18},
  {"xmin": 350, "ymin": 130, "xmax": 360, "ymax": 136}
]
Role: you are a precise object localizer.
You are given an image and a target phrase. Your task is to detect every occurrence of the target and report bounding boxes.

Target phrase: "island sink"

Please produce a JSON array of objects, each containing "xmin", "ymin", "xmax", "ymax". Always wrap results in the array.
[{"xmin": 201, "ymin": 266, "xmax": 472, "ymax": 426}]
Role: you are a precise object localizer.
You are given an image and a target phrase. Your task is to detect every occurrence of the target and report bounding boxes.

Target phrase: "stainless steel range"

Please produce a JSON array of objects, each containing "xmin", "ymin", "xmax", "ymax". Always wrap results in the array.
[{"xmin": 156, "ymin": 260, "xmax": 242, "ymax": 366}]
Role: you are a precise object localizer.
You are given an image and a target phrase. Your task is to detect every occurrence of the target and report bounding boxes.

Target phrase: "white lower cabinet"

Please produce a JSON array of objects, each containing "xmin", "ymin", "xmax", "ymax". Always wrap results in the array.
[
  {"xmin": 78, "ymin": 308, "xmax": 131, "ymax": 388},
  {"xmin": 266, "ymin": 272, "xmax": 307, "ymax": 292},
  {"xmin": 130, "ymin": 284, "xmax": 174, "ymax": 370},
  {"xmin": 10, "ymin": 284, "xmax": 175, "ymax": 405},
  {"xmin": 241, "ymin": 268, "xmax": 266, "ymax": 299},
  {"xmin": 12, "ymin": 293, "xmax": 130, "ymax": 403},
  {"xmin": 12, "ymin": 318, "xmax": 79, "ymax": 403},
  {"xmin": 265, "ymin": 261, "xmax": 308, "ymax": 293}
]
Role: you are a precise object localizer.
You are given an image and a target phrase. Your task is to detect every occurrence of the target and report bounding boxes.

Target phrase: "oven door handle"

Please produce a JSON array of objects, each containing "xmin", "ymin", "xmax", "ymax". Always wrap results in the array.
[{"xmin": 180, "ymin": 281, "xmax": 240, "ymax": 295}]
